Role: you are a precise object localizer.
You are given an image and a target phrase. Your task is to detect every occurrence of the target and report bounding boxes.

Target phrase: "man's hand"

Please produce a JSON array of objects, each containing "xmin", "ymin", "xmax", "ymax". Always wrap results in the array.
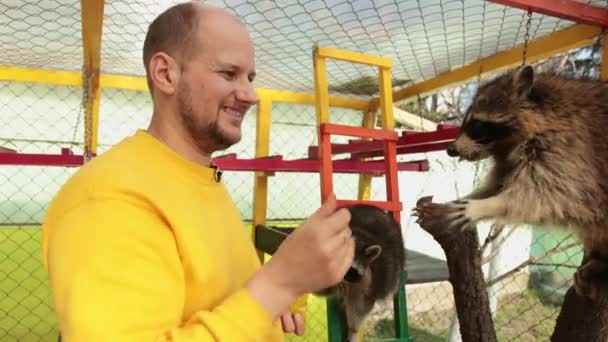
[
  {"xmin": 245, "ymin": 193, "xmax": 354, "ymax": 320},
  {"xmin": 270, "ymin": 192, "xmax": 354, "ymax": 294},
  {"xmin": 279, "ymin": 311, "xmax": 305, "ymax": 336}
]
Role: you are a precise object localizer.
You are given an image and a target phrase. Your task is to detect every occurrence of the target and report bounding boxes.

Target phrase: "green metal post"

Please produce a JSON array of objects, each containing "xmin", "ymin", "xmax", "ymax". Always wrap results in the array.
[
  {"xmin": 327, "ymin": 296, "xmax": 344, "ymax": 342},
  {"xmin": 394, "ymin": 271, "xmax": 412, "ymax": 341}
]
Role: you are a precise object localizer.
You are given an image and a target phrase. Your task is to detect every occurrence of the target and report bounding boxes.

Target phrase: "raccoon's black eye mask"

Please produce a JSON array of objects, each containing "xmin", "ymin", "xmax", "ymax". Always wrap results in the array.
[
  {"xmin": 464, "ymin": 118, "xmax": 513, "ymax": 145},
  {"xmin": 344, "ymin": 267, "xmax": 362, "ymax": 282}
]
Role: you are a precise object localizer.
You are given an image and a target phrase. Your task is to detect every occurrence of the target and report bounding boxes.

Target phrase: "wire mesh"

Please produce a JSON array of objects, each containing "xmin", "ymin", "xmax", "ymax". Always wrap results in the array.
[
  {"xmin": 0, "ymin": 1, "xmax": 82, "ymax": 71},
  {"xmin": 1, "ymin": 0, "xmax": 608, "ymax": 341},
  {"xmin": 97, "ymin": 0, "xmax": 599, "ymax": 96},
  {"xmin": 0, "ymin": 80, "xmax": 81, "ymax": 341}
]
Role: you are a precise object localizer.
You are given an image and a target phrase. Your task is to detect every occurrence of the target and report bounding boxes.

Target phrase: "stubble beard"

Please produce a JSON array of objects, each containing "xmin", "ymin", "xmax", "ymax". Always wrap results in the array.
[{"xmin": 177, "ymin": 80, "xmax": 235, "ymax": 155}]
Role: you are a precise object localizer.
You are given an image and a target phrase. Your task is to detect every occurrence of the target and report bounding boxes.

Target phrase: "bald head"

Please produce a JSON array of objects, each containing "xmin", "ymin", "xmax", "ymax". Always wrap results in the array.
[{"xmin": 142, "ymin": 2, "xmax": 247, "ymax": 95}]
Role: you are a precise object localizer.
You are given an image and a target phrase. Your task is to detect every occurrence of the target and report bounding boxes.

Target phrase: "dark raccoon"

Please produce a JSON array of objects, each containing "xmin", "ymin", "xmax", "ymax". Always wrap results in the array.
[
  {"xmin": 418, "ymin": 64, "xmax": 608, "ymax": 299},
  {"xmin": 315, "ymin": 204, "xmax": 405, "ymax": 342}
]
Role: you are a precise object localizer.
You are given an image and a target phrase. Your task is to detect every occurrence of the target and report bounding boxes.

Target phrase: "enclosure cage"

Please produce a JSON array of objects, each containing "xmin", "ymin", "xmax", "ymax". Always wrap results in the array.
[{"xmin": 1, "ymin": 0, "xmax": 608, "ymax": 341}]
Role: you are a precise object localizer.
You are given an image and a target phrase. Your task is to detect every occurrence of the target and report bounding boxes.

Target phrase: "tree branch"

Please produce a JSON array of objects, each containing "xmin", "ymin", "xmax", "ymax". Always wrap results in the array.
[
  {"xmin": 482, "ymin": 226, "xmax": 517, "ymax": 264},
  {"xmin": 416, "ymin": 197, "xmax": 497, "ymax": 342},
  {"xmin": 479, "ymin": 224, "xmax": 501, "ymax": 253},
  {"xmin": 532, "ymin": 262, "xmax": 578, "ymax": 269},
  {"xmin": 486, "ymin": 243, "xmax": 578, "ymax": 287}
]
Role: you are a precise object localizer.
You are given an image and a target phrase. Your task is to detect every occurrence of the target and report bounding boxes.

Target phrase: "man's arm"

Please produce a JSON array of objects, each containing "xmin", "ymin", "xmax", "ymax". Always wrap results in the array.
[{"xmin": 44, "ymin": 197, "xmax": 279, "ymax": 341}]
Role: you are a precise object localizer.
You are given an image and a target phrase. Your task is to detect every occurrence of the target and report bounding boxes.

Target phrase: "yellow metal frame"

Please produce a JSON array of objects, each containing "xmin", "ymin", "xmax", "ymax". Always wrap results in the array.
[
  {"xmin": 602, "ymin": 33, "xmax": 608, "ymax": 81},
  {"xmin": 252, "ymin": 96, "xmax": 272, "ymax": 263},
  {"xmin": 256, "ymin": 88, "xmax": 369, "ymax": 110},
  {"xmin": 0, "ymin": 66, "xmax": 370, "ymax": 112},
  {"xmin": 316, "ymin": 46, "xmax": 392, "ymax": 69},
  {"xmin": 80, "ymin": 0, "xmax": 105, "ymax": 156},
  {"xmin": 357, "ymin": 108, "xmax": 377, "ymax": 201},
  {"xmin": 314, "ymin": 45, "xmax": 393, "ymax": 130},
  {"xmin": 387, "ymin": 23, "xmax": 603, "ymax": 104}
]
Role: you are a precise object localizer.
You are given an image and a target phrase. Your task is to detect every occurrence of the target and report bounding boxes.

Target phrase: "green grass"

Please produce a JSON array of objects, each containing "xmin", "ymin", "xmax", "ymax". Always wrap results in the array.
[
  {"xmin": 3, "ymin": 225, "xmax": 564, "ymax": 342},
  {"xmin": 369, "ymin": 290, "xmax": 562, "ymax": 342},
  {"xmin": 0, "ymin": 224, "xmax": 331, "ymax": 342},
  {"xmin": 0, "ymin": 227, "xmax": 58, "ymax": 342}
]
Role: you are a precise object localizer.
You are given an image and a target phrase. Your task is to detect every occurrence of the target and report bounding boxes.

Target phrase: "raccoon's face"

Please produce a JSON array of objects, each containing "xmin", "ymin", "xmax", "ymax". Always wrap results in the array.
[
  {"xmin": 448, "ymin": 65, "xmax": 534, "ymax": 161},
  {"xmin": 344, "ymin": 245, "xmax": 381, "ymax": 283}
]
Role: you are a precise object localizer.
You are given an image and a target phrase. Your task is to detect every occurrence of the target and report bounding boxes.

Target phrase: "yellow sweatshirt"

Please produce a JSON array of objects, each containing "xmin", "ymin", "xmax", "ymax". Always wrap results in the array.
[{"xmin": 42, "ymin": 130, "xmax": 284, "ymax": 341}]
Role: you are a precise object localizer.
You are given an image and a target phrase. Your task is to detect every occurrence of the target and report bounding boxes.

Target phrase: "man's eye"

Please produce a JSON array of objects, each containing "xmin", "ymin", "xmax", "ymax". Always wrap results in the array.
[{"xmin": 221, "ymin": 71, "xmax": 236, "ymax": 79}]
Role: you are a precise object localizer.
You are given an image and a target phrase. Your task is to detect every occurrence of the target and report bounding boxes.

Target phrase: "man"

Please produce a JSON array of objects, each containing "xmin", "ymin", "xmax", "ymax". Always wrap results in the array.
[{"xmin": 41, "ymin": 2, "xmax": 354, "ymax": 341}]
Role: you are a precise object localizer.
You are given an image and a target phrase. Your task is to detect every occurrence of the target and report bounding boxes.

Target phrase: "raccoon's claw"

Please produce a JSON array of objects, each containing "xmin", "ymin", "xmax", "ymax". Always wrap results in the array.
[
  {"xmin": 573, "ymin": 258, "xmax": 608, "ymax": 301},
  {"xmin": 444, "ymin": 200, "xmax": 473, "ymax": 230},
  {"xmin": 414, "ymin": 198, "xmax": 472, "ymax": 230}
]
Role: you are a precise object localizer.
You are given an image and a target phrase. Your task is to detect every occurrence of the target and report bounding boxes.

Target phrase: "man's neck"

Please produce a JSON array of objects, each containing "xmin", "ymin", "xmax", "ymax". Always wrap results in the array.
[{"xmin": 146, "ymin": 111, "xmax": 213, "ymax": 167}]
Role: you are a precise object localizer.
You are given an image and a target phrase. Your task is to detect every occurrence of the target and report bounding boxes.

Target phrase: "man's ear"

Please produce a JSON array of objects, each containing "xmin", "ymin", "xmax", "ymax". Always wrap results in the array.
[
  {"xmin": 513, "ymin": 64, "xmax": 534, "ymax": 98},
  {"xmin": 148, "ymin": 52, "xmax": 180, "ymax": 96},
  {"xmin": 364, "ymin": 245, "xmax": 382, "ymax": 264}
]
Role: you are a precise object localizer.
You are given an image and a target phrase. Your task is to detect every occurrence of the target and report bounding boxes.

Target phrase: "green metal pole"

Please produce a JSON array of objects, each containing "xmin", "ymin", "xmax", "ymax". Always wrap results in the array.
[
  {"xmin": 327, "ymin": 297, "xmax": 344, "ymax": 342},
  {"xmin": 394, "ymin": 271, "xmax": 412, "ymax": 341}
]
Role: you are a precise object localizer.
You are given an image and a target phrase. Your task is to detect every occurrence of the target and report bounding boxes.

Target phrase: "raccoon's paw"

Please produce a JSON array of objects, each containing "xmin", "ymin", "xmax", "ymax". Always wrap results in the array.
[
  {"xmin": 413, "ymin": 198, "xmax": 472, "ymax": 230},
  {"xmin": 573, "ymin": 258, "xmax": 608, "ymax": 301},
  {"xmin": 443, "ymin": 200, "xmax": 474, "ymax": 230}
]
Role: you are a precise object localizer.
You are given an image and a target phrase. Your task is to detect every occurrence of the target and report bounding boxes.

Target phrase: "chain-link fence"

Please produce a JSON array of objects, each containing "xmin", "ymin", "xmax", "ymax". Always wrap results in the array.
[
  {"xmin": 0, "ymin": 79, "xmax": 84, "ymax": 341},
  {"xmin": 1, "ymin": 8, "xmax": 86, "ymax": 338},
  {"xmin": 2, "ymin": 0, "xmax": 608, "ymax": 341}
]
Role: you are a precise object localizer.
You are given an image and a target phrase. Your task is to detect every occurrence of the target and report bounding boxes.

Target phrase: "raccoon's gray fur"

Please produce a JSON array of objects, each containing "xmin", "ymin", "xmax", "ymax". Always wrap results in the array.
[
  {"xmin": 315, "ymin": 204, "xmax": 405, "ymax": 342},
  {"xmin": 417, "ymin": 64, "xmax": 608, "ymax": 299}
]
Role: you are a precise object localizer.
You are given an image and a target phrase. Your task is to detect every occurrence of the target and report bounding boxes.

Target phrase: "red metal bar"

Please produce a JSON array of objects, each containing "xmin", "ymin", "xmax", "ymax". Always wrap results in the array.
[
  {"xmin": 383, "ymin": 140, "xmax": 401, "ymax": 223},
  {"xmin": 308, "ymin": 126, "xmax": 460, "ymax": 159},
  {"xmin": 336, "ymin": 199, "xmax": 402, "ymax": 212},
  {"xmin": 485, "ymin": 0, "xmax": 608, "ymax": 28},
  {"xmin": 353, "ymin": 141, "xmax": 454, "ymax": 159},
  {"xmin": 0, "ymin": 148, "xmax": 85, "ymax": 167},
  {"xmin": 0, "ymin": 148, "xmax": 428, "ymax": 174},
  {"xmin": 320, "ymin": 126, "xmax": 334, "ymax": 201},
  {"xmin": 398, "ymin": 126, "xmax": 460, "ymax": 144},
  {"xmin": 213, "ymin": 154, "xmax": 429, "ymax": 174},
  {"xmin": 320, "ymin": 123, "xmax": 398, "ymax": 141}
]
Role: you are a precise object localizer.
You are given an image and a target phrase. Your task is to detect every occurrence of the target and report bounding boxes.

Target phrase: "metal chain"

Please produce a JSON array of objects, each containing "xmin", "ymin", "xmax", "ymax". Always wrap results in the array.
[
  {"xmin": 522, "ymin": 10, "xmax": 532, "ymax": 66},
  {"xmin": 581, "ymin": 31, "xmax": 604, "ymax": 79},
  {"xmin": 82, "ymin": 68, "xmax": 93, "ymax": 163}
]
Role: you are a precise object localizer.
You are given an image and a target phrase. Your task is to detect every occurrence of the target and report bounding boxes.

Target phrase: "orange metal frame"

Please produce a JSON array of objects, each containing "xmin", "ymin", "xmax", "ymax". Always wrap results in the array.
[{"xmin": 313, "ymin": 46, "xmax": 402, "ymax": 221}]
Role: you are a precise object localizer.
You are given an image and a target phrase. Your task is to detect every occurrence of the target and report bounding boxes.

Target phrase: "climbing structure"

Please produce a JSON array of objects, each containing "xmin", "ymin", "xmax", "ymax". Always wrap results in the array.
[
  {"xmin": 313, "ymin": 45, "xmax": 407, "ymax": 341},
  {"xmin": 250, "ymin": 46, "xmax": 460, "ymax": 342}
]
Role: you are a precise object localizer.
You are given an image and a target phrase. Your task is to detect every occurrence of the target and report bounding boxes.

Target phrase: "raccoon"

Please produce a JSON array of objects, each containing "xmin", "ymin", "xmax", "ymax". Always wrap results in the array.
[
  {"xmin": 315, "ymin": 204, "xmax": 405, "ymax": 342},
  {"xmin": 415, "ymin": 64, "xmax": 608, "ymax": 300}
]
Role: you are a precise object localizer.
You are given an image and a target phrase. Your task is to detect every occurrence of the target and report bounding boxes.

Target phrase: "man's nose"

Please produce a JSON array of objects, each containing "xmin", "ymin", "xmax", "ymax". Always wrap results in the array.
[
  {"xmin": 236, "ymin": 82, "xmax": 258, "ymax": 105},
  {"xmin": 447, "ymin": 145, "xmax": 459, "ymax": 157}
]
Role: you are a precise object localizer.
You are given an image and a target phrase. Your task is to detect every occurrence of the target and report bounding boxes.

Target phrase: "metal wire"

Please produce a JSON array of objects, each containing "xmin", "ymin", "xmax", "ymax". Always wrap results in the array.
[{"xmin": 0, "ymin": 0, "xmax": 605, "ymax": 341}]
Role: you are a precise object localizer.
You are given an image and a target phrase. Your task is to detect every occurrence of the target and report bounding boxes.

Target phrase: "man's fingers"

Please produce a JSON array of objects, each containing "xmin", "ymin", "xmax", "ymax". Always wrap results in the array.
[
  {"xmin": 324, "ymin": 227, "xmax": 353, "ymax": 252},
  {"xmin": 281, "ymin": 313, "xmax": 295, "ymax": 333},
  {"xmin": 293, "ymin": 313, "xmax": 305, "ymax": 336},
  {"xmin": 339, "ymin": 237, "xmax": 356, "ymax": 275},
  {"xmin": 313, "ymin": 193, "xmax": 337, "ymax": 218},
  {"xmin": 322, "ymin": 208, "xmax": 351, "ymax": 237}
]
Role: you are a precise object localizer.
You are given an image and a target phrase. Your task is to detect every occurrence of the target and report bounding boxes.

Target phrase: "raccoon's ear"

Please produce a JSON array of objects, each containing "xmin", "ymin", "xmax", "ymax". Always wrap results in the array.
[
  {"xmin": 513, "ymin": 65, "xmax": 534, "ymax": 98},
  {"xmin": 364, "ymin": 245, "xmax": 382, "ymax": 263}
]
